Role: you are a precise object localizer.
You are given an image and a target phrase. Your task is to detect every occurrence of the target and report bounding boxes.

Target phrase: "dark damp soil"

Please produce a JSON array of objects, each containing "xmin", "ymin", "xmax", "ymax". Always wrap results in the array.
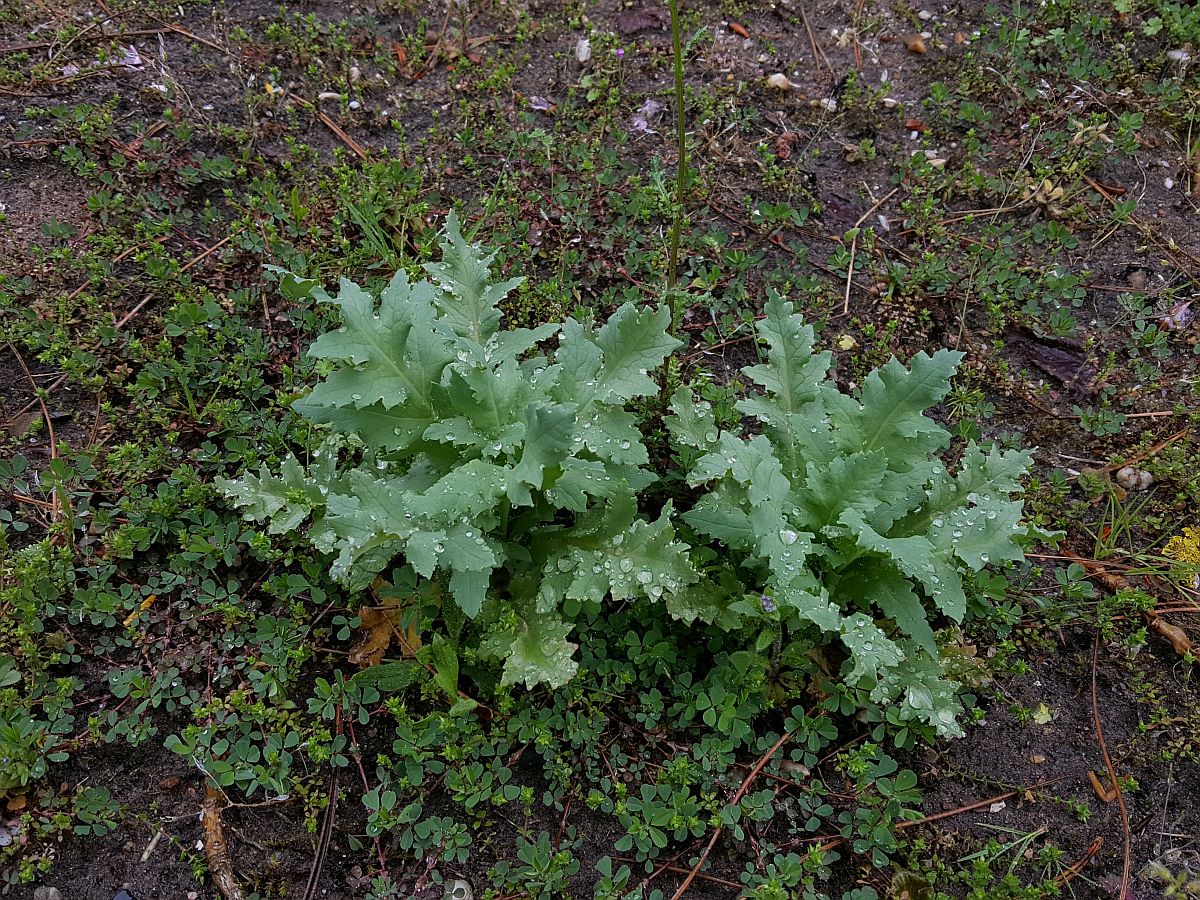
[{"xmin": 2, "ymin": 0, "xmax": 1198, "ymax": 897}]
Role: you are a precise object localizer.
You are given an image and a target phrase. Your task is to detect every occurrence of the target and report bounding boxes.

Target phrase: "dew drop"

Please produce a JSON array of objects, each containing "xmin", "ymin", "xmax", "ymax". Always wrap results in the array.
[{"xmin": 636, "ymin": 570, "xmax": 653, "ymax": 585}]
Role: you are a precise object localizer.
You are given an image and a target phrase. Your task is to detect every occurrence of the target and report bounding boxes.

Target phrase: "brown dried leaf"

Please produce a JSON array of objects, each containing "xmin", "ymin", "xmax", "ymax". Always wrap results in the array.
[
  {"xmin": 616, "ymin": 7, "xmax": 671, "ymax": 35},
  {"xmin": 2, "ymin": 409, "xmax": 41, "ymax": 437},
  {"xmin": 348, "ymin": 602, "xmax": 421, "ymax": 668},
  {"xmin": 729, "ymin": 21, "xmax": 750, "ymax": 38},
  {"xmin": 772, "ymin": 131, "xmax": 799, "ymax": 160},
  {"xmin": 1004, "ymin": 326, "xmax": 1098, "ymax": 395},
  {"xmin": 903, "ymin": 34, "xmax": 927, "ymax": 54},
  {"xmin": 1087, "ymin": 770, "xmax": 1119, "ymax": 803},
  {"xmin": 905, "ymin": 117, "xmax": 928, "ymax": 132}
]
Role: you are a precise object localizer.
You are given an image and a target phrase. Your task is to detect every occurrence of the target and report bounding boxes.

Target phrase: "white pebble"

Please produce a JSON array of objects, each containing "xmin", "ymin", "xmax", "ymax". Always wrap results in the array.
[
  {"xmin": 1115, "ymin": 466, "xmax": 1153, "ymax": 491},
  {"xmin": 767, "ymin": 72, "xmax": 791, "ymax": 90}
]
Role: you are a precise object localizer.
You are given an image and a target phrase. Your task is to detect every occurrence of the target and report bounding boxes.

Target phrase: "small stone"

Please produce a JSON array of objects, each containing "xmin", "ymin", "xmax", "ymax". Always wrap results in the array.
[
  {"xmin": 33, "ymin": 889, "xmax": 62, "ymax": 900},
  {"xmin": 348, "ymin": 99, "xmax": 361, "ymax": 110},
  {"xmin": 817, "ymin": 96, "xmax": 838, "ymax": 111},
  {"xmin": 575, "ymin": 37, "xmax": 592, "ymax": 63},
  {"xmin": 766, "ymin": 72, "xmax": 791, "ymax": 90},
  {"xmin": 349, "ymin": 65, "xmax": 362, "ymax": 83},
  {"xmin": 1164, "ymin": 177, "xmax": 1175, "ymax": 190},
  {"xmin": 917, "ymin": 9, "xmax": 933, "ymax": 20},
  {"xmin": 1115, "ymin": 466, "xmax": 1152, "ymax": 491},
  {"xmin": 1166, "ymin": 48, "xmax": 1191, "ymax": 63},
  {"xmin": 882, "ymin": 97, "xmax": 899, "ymax": 108}
]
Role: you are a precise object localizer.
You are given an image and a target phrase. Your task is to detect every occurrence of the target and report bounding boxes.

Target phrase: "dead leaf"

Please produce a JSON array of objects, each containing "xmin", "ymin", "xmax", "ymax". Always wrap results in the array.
[
  {"xmin": 1158, "ymin": 300, "xmax": 1193, "ymax": 331},
  {"xmin": 905, "ymin": 117, "xmax": 928, "ymax": 132},
  {"xmin": 5, "ymin": 795, "xmax": 26, "ymax": 812},
  {"xmin": 904, "ymin": 34, "xmax": 927, "ymax": 54},
  {"xmin": 616, "ymin": 7, "xmax": 670, "ymax": 35},
  {"xmin": 1004, "ymin": 326, "xmax": 1098, "ymax": 395},
  {"xmin": 729, "ymin": 21, "xmax": 750, "ymax": 38},
  {"xmin": 1087, "ymin": 770, "xmax": 1119, "ymax": 802},
  {"xmin": 772, "ymin": 131, "xmax": 799, "ymax": 160},
  {"xmin": 122, "ymin": 593, "xmax": 157, "ymax": 628},
  {"xmin": 2, "ymin": 409, "xmax": 41, "ymax": 436},
  {"xmin": 348, "ymin": 594, "xmax": 422, "ymax": 668}
]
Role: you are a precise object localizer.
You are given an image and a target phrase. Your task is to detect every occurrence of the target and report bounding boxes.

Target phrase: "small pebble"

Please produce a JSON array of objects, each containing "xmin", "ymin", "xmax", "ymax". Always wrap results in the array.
[
  {"xmin": 348, "ymin": 99, "xmax": 361, "ymax": 110},
  {"xmin": 1115, "ymin": 466, "xmax": 1152, "ymax": 491},
  {"xmin": 766, "ymin": 72, "xmax": 791, "ymax": 90},
  {"xmin": 1164, "ymin": 177, "xmax": 1175, "ymax": 189},
  {"xmin": 575, "ymin": 37, "xmax": 591, "ymax": 63},
  {"xmin": 33, "ymin": 889, "xmax": 62, "ymax": 900},
  {"xmin": 349, "ymin": 65, "xmax": 362, "ymax": 83},
  {"xmin": 918, "ymin": 9, "xmax": 933, "ymax": 20}
]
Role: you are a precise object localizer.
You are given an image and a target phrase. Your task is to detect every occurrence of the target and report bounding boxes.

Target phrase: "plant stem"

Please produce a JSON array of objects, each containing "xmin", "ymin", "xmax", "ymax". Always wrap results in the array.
[{"xmin": 665, "ymin": 0, "xmax": 687, "ymax": 303}]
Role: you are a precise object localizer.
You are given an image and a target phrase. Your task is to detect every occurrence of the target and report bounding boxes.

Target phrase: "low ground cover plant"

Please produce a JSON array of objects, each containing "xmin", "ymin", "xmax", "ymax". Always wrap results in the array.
[{"xmin": 222, "ymin": 214, "xmax": 1042, "ymax": 736}]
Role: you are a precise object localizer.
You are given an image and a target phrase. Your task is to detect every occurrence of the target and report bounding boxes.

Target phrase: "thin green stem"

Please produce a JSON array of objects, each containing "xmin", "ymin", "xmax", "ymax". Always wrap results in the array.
[{"xmin": 666, "ymin": 0, "xmax": 687, "ymax": 301}]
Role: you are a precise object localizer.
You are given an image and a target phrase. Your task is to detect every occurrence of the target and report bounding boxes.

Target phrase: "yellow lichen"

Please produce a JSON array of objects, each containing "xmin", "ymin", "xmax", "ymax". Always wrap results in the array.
[{"xmin": 1163, "ymin": 526, "xmax": 1200, "ymax": 566}]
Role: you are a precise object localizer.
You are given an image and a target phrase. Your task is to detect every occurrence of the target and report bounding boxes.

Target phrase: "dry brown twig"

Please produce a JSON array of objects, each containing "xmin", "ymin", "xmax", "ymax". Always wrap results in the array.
[
  {"xmin": 670, "ymin": 730, "xmax": 793, "ymax": 899},
  {"xmin": 1063, "ymin": 550, "xmax": 1197, "ymax": 664},
  {"xmin": 1091, "ymin": 636, "xmax": 1132, "ymax": 899}
]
